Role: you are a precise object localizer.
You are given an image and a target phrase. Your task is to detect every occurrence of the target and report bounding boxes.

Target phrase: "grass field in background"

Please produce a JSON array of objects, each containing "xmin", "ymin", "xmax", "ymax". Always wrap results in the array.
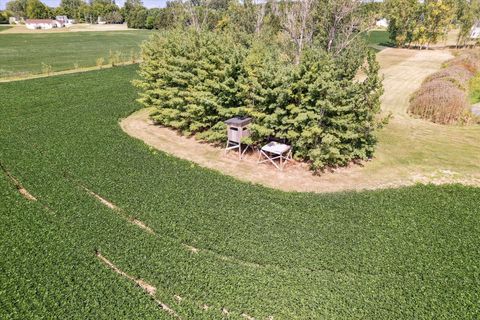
[
  {"xmin": 0, "ymin": 25, "xmax": 13, "ymax": 32},
  {"xmin": 470, "ymin": 73, "xmax": 480, "ymax": 104},
  {"xmin": 0, "ymin": 30, "xmax": 153, "ymax": 78},
  {"xmin": 365, "ymin": 30, "xmax": 392, "ymax": 50},
  {"xmin": 0, "ymin": 65, "xmax": 479, "ymax": 319},
  {"xmin": 0, "ymin": 29, "xmax": 388, "ymax": 78}
]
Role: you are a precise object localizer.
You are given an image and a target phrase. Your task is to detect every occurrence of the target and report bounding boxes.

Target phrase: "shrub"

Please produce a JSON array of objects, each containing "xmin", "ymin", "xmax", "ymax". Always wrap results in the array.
[
  {"xmin": 410, "ymin": 80, "xmax": 469, "ymax": 124},
  {"xmin": 423, "ymin": 66, "xmax": 474, "ymax": 90},
  {"xmin": 135, "ymin": 30, "xmax": 384, "ymax": 171},
  {"xmin": 409, "ymin": 50, "xmax": 480, "ymax": 125},
  {"xmin": 446, "ymin": 50, "xmax": 480, "ymax": 74},
  {"xmin": 96, "ymin": 57, "xmax": 105, "ymax": 68},
  {"xmin": 41, "ymin": 62, "xmax": 52, "ymax": 75},
  {"xmin": 109, "ymin": 50, "xmax": 121, "ymax": 67}
]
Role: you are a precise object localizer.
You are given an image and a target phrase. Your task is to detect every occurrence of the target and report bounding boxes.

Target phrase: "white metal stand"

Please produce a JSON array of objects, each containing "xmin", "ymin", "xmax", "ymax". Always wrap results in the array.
[
  {"xmin": 225, "ymin": 140, "xmax": 251, "ymax": 159},
  {"xmin": 258, "ymin": 142, "xmax": 292, "ymax": 170}
]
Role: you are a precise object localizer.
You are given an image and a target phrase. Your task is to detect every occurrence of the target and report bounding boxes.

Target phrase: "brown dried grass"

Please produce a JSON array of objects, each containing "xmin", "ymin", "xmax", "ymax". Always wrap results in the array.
[
  {"xmin": 409, "ymin": 50, "xmax": 479, "ymax": 125},
  {"xmin": 424, "ymin": 66, "xmax": 474, "ymax": 90},
  {"xmin": 446, "ymin": 50, "xmax": 480, "ymax": 73},
  {"xmin": 410, "ymin": 80, "xmax": 469, "ymax": 124}
]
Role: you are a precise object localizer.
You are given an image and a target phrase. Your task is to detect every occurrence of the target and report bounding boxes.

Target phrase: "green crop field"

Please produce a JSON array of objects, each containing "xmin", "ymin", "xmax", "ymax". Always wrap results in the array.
[
  {"xmin": 0, "ymin": 30, "xmax": 153, "ymax": 78},
  {"xmin": 1, "ymin": 66, "xmax": 479, "ymax": 319}
]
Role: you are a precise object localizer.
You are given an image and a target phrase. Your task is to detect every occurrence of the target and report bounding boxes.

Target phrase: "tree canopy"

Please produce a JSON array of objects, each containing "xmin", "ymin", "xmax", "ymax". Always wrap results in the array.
[
  {"xmin": 384, "ymin": 0, "xmax": 479, "ymax": 48},
  {"xmin": 135, "ymin": 0, "xmax": 386, "ymax": 171}
]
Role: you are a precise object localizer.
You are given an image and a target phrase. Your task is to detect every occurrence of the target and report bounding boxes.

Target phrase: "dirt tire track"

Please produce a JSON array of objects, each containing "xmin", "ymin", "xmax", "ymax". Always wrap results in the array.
[
  {"xmin": 96, "ymin": 251, "xmax": 181, "ymax": 319},
  {"xmin": 0, "ymin": 161, "xmax": 37, "ymax": 201}
]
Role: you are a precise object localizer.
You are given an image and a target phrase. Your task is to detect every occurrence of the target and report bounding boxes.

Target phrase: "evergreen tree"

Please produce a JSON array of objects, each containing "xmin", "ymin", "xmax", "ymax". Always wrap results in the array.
[
  {"xmin": 135, "ymin": 30, "xmax": 245, "ymax": 139},
  {"xmin": 136, "ymin": 29, "xmax": 384, "ymax": 171}
]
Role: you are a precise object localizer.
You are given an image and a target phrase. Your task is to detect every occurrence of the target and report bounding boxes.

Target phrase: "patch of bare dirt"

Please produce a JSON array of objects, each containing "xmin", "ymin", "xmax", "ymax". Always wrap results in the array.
[
  {"xmin": 0, "ymin": 162, "xmax": 37, "ymax": 201},
  {"xmin": 81, "ymin": 185, "xmax": 156, "ymax": 234},
  {"xmin": 183, "ymin": 244, "xmax": 200, "ymax": 254},
  {"xmin": 241, "ymin": 312, "xmax": 256, "ymax": 319},
  {"xmin": 17, "ymin": 187, "xmax": 37, "ymax": 201},
  {"xmin": 84, "ymin": 187, "xmax": 117, "ymax": 210},
  {"xmin": 131, "ymin": 218, "xmax": 155, "ymax": 234}
]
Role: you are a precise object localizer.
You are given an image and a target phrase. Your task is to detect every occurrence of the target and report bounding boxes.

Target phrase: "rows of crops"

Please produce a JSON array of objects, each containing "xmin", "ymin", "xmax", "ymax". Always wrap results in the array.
[
  {"xmin": 0, "ymin": 31, "xmax": 153, "ymax": 78},
  {"xmin": 0, "ymin": 65, "xmax": 479, "ymax": 319}
]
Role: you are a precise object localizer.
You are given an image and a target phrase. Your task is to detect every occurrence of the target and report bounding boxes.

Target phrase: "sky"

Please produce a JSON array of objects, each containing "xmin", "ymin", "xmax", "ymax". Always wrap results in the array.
[{"xmin": 0, "ymin": 0, "xmax": 168, "ymax": 10}]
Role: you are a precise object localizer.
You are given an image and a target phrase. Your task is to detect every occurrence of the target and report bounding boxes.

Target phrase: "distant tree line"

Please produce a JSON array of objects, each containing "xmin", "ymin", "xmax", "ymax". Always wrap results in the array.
[
  {"xmin": 135, "ymin": 0, "xmax": 386, "ymax": 171},
  {"xmin": 3, "ymin": 0, "xmax": 125, "ymax": 23},
  {"xmin": 384, "ymin": 0, "xmax": 480, "ymax": 48}
]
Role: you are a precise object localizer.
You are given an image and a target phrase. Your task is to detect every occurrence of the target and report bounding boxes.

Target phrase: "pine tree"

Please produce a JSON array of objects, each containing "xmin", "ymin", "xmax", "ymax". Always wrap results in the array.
[{"xmin": 135, "ymin": 29, "xmax": 384, "ymax": 171}]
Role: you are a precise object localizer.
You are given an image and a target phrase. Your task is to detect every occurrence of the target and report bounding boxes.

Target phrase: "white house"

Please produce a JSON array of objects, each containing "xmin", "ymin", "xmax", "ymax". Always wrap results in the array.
[
  {"xmin": 9, "ymin": 17, "xmax": 19, "ymax": 24},
  {"xmin": 471, "ymin": 22, "xmax": 480, "ymax": 40},
  {"xmin": 376, "ymin": 18, "xmax": 389, "ymax": 28},
  {"xmin": 25, "ymin": 19, "xmax": 63, "ymax": 30},
  {"xmin": 56, "ymin": 15, "xmax": 74, "ymax": 26}
]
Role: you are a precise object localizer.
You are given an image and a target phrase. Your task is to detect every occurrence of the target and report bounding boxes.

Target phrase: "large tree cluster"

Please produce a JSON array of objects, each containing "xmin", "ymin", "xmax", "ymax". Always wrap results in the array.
[{"xmin": 135, "ymin": 0, "xmax": 385, "ymax": 171}]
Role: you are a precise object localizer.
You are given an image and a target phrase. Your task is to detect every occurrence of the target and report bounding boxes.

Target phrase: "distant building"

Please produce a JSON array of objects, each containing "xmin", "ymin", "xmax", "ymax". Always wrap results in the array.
[
  {"xmin": 25, "ymin": 19, "xmax": 63, "ymax": 30},
  {"xmin": 471, "ymin": 22, "xmax": 480, "ymax": 39},
  {"xmin": 376, "ymin": 18, "xmax": 389, "ymax": 28},
  {"xmin": 56, "ymin": 16, "xmax": 75, "ymax": 25}
]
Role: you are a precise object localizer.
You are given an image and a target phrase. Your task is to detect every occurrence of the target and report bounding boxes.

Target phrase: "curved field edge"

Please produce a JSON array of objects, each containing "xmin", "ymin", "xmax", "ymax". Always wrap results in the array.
[
  {"xmin": 121, "ymin": 48, "xmax": 480, "ymax": 193},
  {"xmin": 0, "ymin": 65, "xmax": 479, "ymax": 318}
]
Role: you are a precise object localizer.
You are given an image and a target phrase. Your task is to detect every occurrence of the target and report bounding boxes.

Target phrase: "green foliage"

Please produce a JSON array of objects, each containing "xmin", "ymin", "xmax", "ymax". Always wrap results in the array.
[
  {"xmin": 469, "ymin": 72, "xmax": 480, "ymax": 104},
  {"xmin": 384, "ymin": 0, "xmax": 422, "ymax": 47},
  {"xmin": 0, "ymin": 66, "xmax": 479, "ymax": 318},
  {"xmin": 126, "ymin": 7, "xmax": 148, "ymax": 28},
  {"xmin": 136, "ymin": 30, "xmax": 384, "ymax": 171},
  {"xmin": 0, "ymin": 10, "xmax": 13, "ymax": 24},
  {"xmin": 108, "ymin": 49, "xmax": 122, "ymax": 66},
  {"xmin": 41, "ymin": 62, "xmax": 52, "ymax": 74},
  {"xmin": 385, "ymin": 0, "xmax": 457, "ymax": 48},
  {"xmin": 26, "ymin": 0, "xmax": 52, "ymax": 19},
  {"xmin": 455, "ymin": 0, "xmax": 480, "ymax": 46},
  {"xmin": 6, "ymin": 0, "xmax": 28, "ymax": 17},
  {"xmin": 59, "ymin": 0, "xmax": 84, "ymax": 20},
  {"xmin": 136, "ymin": 30, "xmax": 246, "ymax": 137}
]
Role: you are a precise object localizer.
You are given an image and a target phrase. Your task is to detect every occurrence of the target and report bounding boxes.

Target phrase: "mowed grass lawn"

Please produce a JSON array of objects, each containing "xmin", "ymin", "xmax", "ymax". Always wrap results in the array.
[
  {"xmin": 0, "ymin": 25, "xmax": 13, "ymax": 32},
  {"xmin": 0, "ymin": 66, "xmax": 479, "ymax": 319},
  {"xmin": 0, "ymin": 30, "xmax": 153, "ymax": 78},
  {"xmin": 364, "ymin": 30, "xmax": 392, "ymax": 51}
]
